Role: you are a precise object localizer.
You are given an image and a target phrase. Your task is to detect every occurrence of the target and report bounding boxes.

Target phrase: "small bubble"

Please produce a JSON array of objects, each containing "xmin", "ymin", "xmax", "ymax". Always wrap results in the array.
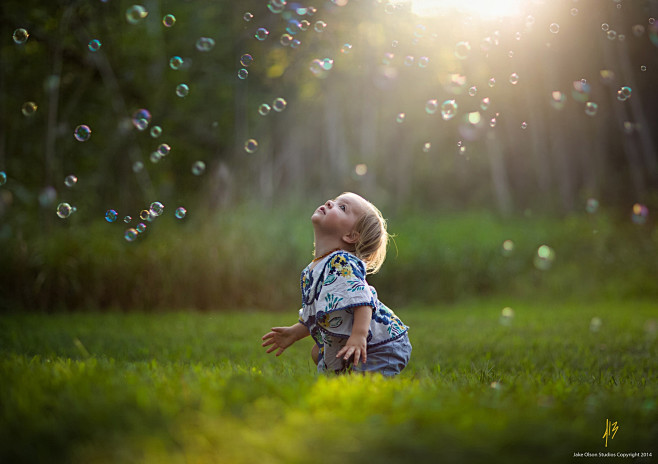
[
  {"xmin": 396, "ymin": 112, "xmax": 406, "ymax": 123},
  {"xmin": 454, "ymin": 41, "xmax": 471, "ymax": 60},
  {"xmin": 509, "ymin": 72, "xmax": 519, "ymax": 85},
  {"xmin": 534, "ymin": 245, "xmax": 555, "ymax": 270},
  {"xmin": 21, "ymin": 101, "xmax": 38, "ymax": 116},
  {"xmin": 237, "ymin": 68, "xmax": 248, "ymax": 80},
  {"xmin": 124, "ymin": 228, "xmax": 138, "ymax": 242},
  {"xmin": 589, "ymin": 317, "xmax": 602, "ymax": 333},
  {"xmin": 126, "ymin": 5, "xmax": 148, "ymax": 25},
  {"xmin": 607, "ymin": 30, "xmax": 617, "ymax": 40},
  {"xmin": 422, "ymin": 142, "xmax": 431, "ymax": 153},
  {"xmin": 88, "ymin": 39, "xmax": 102, "ymax": 52},
  {"xmin": 441, "ymin": 100, "xmax": 458, "ymax": 120},
  {"xmin": 650, "ymin": 18, "xmax": 656, "ymax": 25},
  {"xmin": 601, "ymin": 23, "xmax": 610, "ymax": 32},
  {"xmin": 244, "ymin": 139, "xmax": 259, "ymax": 153},
  {"xmin": 521, "ymin": 121, "xmax": 528, "ymax": 129},
  {"xmin": 468, "ymin": 86, "xmax": 477, "ymax": 97},
  {"xmin": 148, "ymin": 201, "xmax": 164, "ymax": 216},
  {"xmin": 150, "ymin": 125, "xmax": 162, "ymax": 138},
  {"xmin": 139, "ymin": 210, "xmax": 150, "ymax": 220},
  {"xmin": 176, "ymin": 83, "xmax": 189, "ymax": 97},
  {"xmin": 196, "ymin": 37, "xmax": 215, "ymax": 51},
  {"xmin": 280, "ymin": 34, "xmax": 293, "ymax": 46},
  {"xmin": 149, "ymin": 151, "xmax": 161, "ymax": 163},
  {"xmin": 502, "ymin": 239, "xmax": 515, "ymax": 256},
  {"xmin": 425, "ymin": 99, "xmax": 438, "ymax": 115},
  {"xmin": 586, "ymin": 198, "xmax": 599, "ymax": 214},
  {"xmin": 480, "ymin": 97, "xmax": 490, "ymax": 111},
  {"xmin": 131, "ymin": 108, "xmax": 151, "ymax": 130},
  {"xmin": 162, "ymin": 14, "xmax": 176, "ymax": 27},
  {"xmin": 641, "ymin": 65, "xmax": 647, "ymax": 72},
  {"xmin": 418, "ymin": 56, "xmax": 429, "ymax": 68},
  {"xmin": 240, "ymin": 54, "xmax": 253, "ymax": 67},
  {"xmin": 74, "ymin": 125, "xmax": 91, "ymax": 142},
  {"xmin": 391, "ymin": 40, "xmax": 399, "ymax": 47},
  {"xmin": 619, "ymin": 86, "xmax": 632, "ymax": 98},
  {"xmin": 267, "ymin": 0, "xmax": 286, "ymax": 14},
  {"xmin": 585, "ymin": 102, "xmax": 598, "ymax": 116},
  {"xmin": 633, "ymin": 25, "xmax": 645, "ymax": 37},
  {"xmin": 489, "ymin": 117, "xmax": 496, "ymax": 128},
  {"xmin": 169, "ymin": 56, "xmax": 184, "ymax": 70},
  {"xmin": 64, "ymin": 175, "xmax": 78, "ymax": 187},
  {"xmin": 255, "ymin": 28, "xmax": 270, "ymax": 41},
  {"xmin": 123, "ymin": 216, "xmax": 132, "ymax": 224},
  {"xmin": 175, "ymin": 207, "xmax": 187, "ymax": 219},
  {"xmin": 549, "ymin": 23, "xmax": 560, "ymax": 34},
  {"xmin": 291, "ymin": 39, "xmax": 301, "ymax": 48},
  {"xmin": 314, "ymin": 21, "xmax": 327, "ymax": 33},
  {"xmin": 0, "ymin": 171, "xmax": 7, "ymax": 186},
  {"xmin": 191, "ymin": 161, "xmax": 206, "ymax": 175},
  {"xmin": 105, "ymin": 209, "xmax": 118, "ymax": 223},
  {"xmin": 550, "ymin": 91, "xmax": 566, "ymax": 110},
  {"xmin": 341, "ymin": 43, "xmax": 352, "ymax": 54},
  {"xmin": 631, "ymin": 203, "xmax": 648, "ymax": 224},
  {"xmin": 404, "ymin": 55, "xmax": 414, "ymax": 66},
  {"xmin": 243, "ymin": 12, "xmax": 254, "ymax": 22},
  {"xmin": 299, "ymin": 20, "xmax": 310, "ymax": 31},
  {"xmin": 157, "ymin": 144, "xmax": 171, "ymax": 156},
  {"xmin": 488, "ymin": 77, "xmax": 496, "ymax": 88},
  {"xmin": 12, "ymin": 28, "xmax": 29, "ymax": 44},
  {"xmin": 258, "ymin": 103, "xmax": 271, "ymax": 116},
  {"xmin": 508, "ymin": 50, "xmax": 514, "ymax": 58},
  {"xmin": 272, "ymin": 97, "xmax": 287, "ymax": 112},
  {"xmin": 570, "ymin": 8, "xmax": 578, "ymax": 16},
  {"xmin": 56, "ymin": 202, "xmax": 73, "ymax": 219},
  {"xmin": 500, "ymin": 307, "xmax": 515, "ymax": 326}
]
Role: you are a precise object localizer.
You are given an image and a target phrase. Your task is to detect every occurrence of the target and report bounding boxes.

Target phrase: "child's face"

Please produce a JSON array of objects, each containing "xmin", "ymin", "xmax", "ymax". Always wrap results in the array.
[{"xmin": 311, "ymin": 193, "xmax": 367, "ymax": 239}]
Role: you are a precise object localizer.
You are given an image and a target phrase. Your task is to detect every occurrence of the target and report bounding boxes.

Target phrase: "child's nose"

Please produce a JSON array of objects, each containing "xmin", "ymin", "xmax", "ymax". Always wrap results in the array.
[{"xmin": 326, "ymin": 200, "xmax": 333, "ymax": 208}]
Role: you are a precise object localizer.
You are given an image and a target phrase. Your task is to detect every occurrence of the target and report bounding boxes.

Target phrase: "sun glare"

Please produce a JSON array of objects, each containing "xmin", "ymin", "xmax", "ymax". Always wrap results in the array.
[{"xmin": 411, "ymin": 0, "xmax": 524, "ymax": 19}]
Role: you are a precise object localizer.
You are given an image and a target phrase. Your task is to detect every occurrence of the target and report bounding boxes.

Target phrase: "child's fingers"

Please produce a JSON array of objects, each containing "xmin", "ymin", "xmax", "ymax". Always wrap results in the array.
[
  {"xmin": 266, "ymin": 344, "xmax": 279, "ymax": 354},
  {"xmin": 261, "ymin": 332, "xmax": 274, "ymax": 341},
  {"xmin": 276, "ymin": 347, "xmax": 285, "ymax": 356}
]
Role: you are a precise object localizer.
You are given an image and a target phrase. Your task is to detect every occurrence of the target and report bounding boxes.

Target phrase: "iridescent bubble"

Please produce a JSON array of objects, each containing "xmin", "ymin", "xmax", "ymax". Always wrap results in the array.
[
  {"xmin": 299, "ymin": 20, "xmax": 310, "ymax": 31},
  {"xmin": 157, "ymin": 144, "xmax": 170, "ymax": 156},
  {"xmin": 150, "ymin": 125, "xmax": 162, "ymax": 138},
  {"xmin": 633, "ymin": 25, "xmax": 645, "ymax": 37},
  {"xmin": 425, "ymin": 99, "xmax": 438, "ymax": 115},
  {"xmin": 341, "ymin": 43, "xmax": 352, "ymax": 54},
  {"xmin": 244, "ymin": 139, "xmax": 259, "ymax": 153},
  {"xmin": 586, "ymin": 198, "xmax": 599, "ymax": 214},
  {"xmin": 489, "ymin": 117, "xmax": 497, "ymax": 128},
  {"xmin": 191, "ymin": 161, "xmax": 206, "ymax": 176},
  {"xmin": 175, "ymin": 207, "xmax": 187, "ymax": 219},
  {"xmin": 237, "ymin": 68, "xmax": 248, "ymax": 80},
  {"xmin": 521, "ymin": 121, "xmax": 528, "ymax": 129},
  {"xmin": 139, "ymin": 209, "xmax": 150, "ymax": 220},
  {"xmin": 149, "ymin": 201, "xmax": 164, "ymax": 216},
  {"xmin": 105, "ymin": 209, "xmax": 118, "ymax": 223},
  {"xmin": 534, "ymin": 245, "xmax": 555, "ymax": 270},
  {"xmin": 454, "ymin": 41, "xmax": 471, "ymax": 60},
  {"xmin": 162, "ymin": 14, "xmax": 176, "ymax": 27},
  {"xmin": 88, "ymin": 39, "xmax": 102, "ymax": 52},
  {"xmin": 64, "ymin": 175, "xmax": 78, "ymax": 187},
  {"xmin": 169, "ymin": 56, "xmax": 183, "ymax": 70},
  {"xmin": 502, "ymin": 239, "xmax": 515, "ymax": 256},
  {"xmin": 240, "ymin": 54, "xmax": 253, "ymax": 67},
  {"xmin": 618, "ymin": 34, "xmax": 625, "ymax": 42},
  {"xmin": 468, "ymin": 86, "xmax": 477, "ymax": 97},
  {"xmin": 255, "ymin": 28, "xmax": 270, "ymax": 41},
  {"xmin": 272, "ymin": 97, "xmax": 287, "ymax": 112},
  {"xmin": 267, "ymin": 0, "xmax": 286, "ymax": 13},
  {"xmin": 570, "ymin": 8, "xmax": 578, "ymax": 16},
  {"xmin": 74, "ymin": 125, "xmax": 91, "ymax": 142},
  {"xmin": 280, "ymin": 34, "xmax": 293, "ymax": 46},
  {"xmin": 508, "ymin": 50, "xmax": 514, "ymax": 58},
  {"xmin": 13, "ymin": 28, "xmax": 29, "ymax": 44},
  {"xmin": 131, "ymin": 109, "xmax": 151, "ymax": 130},
  {"xmin": 550, "ymin": 91, "xmax": 566, "ymax": 110},
  {"xmin": 480, "ymin": 97, "xmax": 490, "ymax": 111},
  {"xmin": 440, "ymin": 100, "xmax": 458, "ymax": 120},
  {"xmin": 314, "ymin": 21, "xmax": 327, "ymax": 32},
  {"xmin": 607, "ymin": 30, "xmax": 617, "ymax": 40},
  {"xmin": 509, "ymin": 72, "xmax": 519, "ymax": 85},
  {"xmin": 500, "ymin": 307, "xmax": 514, "ymax": 326},
  {"xmin": 123, "ymin": 216, "xmax": 132, "ymax": 224},
  {"xmin": 291, "ymin": 39, "xmax": 301, "ymax": 49},
  {"xmin": 133, "ymin": 161, "xmax": 144, "ymax": 173},
  {"xmin": 321, "ymin": 58, "xmax": 334, "ymax": 70},
  {"xmin": 150, "ymin": 152, "xmax": 161, "ymax": 163},
  {"xmin": 310, "ymin": 59, "xmax": 326, "ymax": 77},
  {"xmin": 650, "ymin": 18, "xmax": 656, "ymax": 25},
  {"xmin": 125, "ymin": 228, "xmax": 138, "ymax": 242},
  {"xmin": 641, "ymin": 65, "xmax": 647, "ymax": 72},
  {"xmin": 549, "ymin": 23, "xmax": 560, "ymax": 34},
  {"xmin": 258, "ymin": 103, "xmax": 271, "ymax": 116},
  {"xmin": 56, "ymin": 202, "xmax": 73, "ymax": 219},
  {"xmin": 488, "ymin": 78, "xmax": 496, "ymax": 88},
  {"xmin": 21, "ymin": 101, "xmax": 37, "ymax": 116},
  {"xmin": 601, "ymin": 23, "xmax": 610, "ymax": 31},
  {"xmin": 632, "ymin": 203, "xmax": 649, "ymax": 224},
  {"xmin": 620, "ymin": 86, "xmax": 632, "ymax": 98},
  {"xmin": 422, "ymin": 142, "xmax": 431, "ymax": 153},
  {"xmin": 243, "ymin": 12, "xmax": 254, "ymax": 22},
  {"xmin": 514, "ymin": 31, "xmax": 522, "ymax": 41},
  {"xmin": 396, "ymin": 112, "xmax": 406, "ymax": 123},
  {"xmin": 126, "ymin": 5, "xmax": 148, "ymax": 25},
  {"xmin": 585, "ymin": 102, "xmax": 598, "ymax": 116},
  {"xmin": 196, "ymin": 37, "xmax": 215, "ymax": 51},
  {"xmin": 176, "ymin": 83, "xmax": 189, "ymax": 97},
  {"xmin": 418, "ymin": 56, "xmax": 429, "ymax": 68},
  {"xmin": 0, "ymin": 171, "xmax": 7, "ymax": 186}
]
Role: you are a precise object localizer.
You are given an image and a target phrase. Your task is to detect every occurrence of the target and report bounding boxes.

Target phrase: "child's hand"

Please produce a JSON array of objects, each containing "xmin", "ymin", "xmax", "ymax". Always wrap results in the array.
[
  {"xmin": 336, "ymin": 334, "xmax": 367, "ymax": 367},
  {"xmin": 261, "ymin": 326, "xmax": 297, "ymax": 356}
]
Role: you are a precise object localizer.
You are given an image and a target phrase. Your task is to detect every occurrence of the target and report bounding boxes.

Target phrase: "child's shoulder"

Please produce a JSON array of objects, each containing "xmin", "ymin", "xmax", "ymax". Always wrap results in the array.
[{"xmin": 325, "ymin": 250, "xmax": 366, "ymax": 276}]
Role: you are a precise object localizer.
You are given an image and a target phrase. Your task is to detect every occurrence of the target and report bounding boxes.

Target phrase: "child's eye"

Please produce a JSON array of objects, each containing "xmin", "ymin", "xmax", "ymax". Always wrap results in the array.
[{"xmin": 339, "ymin": 205, "xmax": 346, "ymax": 211}]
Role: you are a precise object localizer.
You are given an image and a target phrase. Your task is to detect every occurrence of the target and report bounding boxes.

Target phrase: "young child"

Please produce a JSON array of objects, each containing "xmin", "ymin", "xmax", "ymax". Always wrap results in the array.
[{"xmin": 261, "ymin": 192, "xmax": 411, "ymax": 376}]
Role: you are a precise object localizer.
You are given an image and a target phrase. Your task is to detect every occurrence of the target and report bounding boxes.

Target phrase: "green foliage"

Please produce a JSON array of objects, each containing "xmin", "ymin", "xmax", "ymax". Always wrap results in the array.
[{"xmin": 1, "ymin": 300, "xmax": 656, "ymax": 463}]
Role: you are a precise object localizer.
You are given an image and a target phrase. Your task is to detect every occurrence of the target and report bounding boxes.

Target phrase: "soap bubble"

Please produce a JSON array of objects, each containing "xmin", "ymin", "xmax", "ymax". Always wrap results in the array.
[
  {"xmin": 422, "ymin": 142, "xmax": 431, "ymax": 153},
  {"xmin": 139, "ymin": 210, "xmax": 150, "ymax": 220},
  {"xmin": 314, "ymin": 21, "xmax": 327, "ymax": 32},
  {"xmin": 149, "ymin": 201, "xmax": 164, "ymax": 216},
  {"xmin": 404, "ymin": 55, "xmax": 414, "ymax": 66},
  {"xmin": 550, "ymin": 91, "xmax": 566, "ymax": 110},
  {"xmin": 157, "ymin": 144, "xmax": 170, "ymax": 156},
  {"xmin": 585, "ymin": 102, "xmax": 598, "ymax": 116},
  {"xmin": 299, "ymin": 20, "xmax": 310, "ymax": 31},
  {"xmin": 549, "ymin": 23, "xmax": 560, "ymax": 34},
  {"xmin": 488, "ymin": 78, "xmax": 496, "ymax": 88},
  {"xmin": 631, "ymin": 203, "xmax": 648, "ymax": 224},
  {"xmin": 396, "ymin": 112, "xmax": 406, "ymax": 123},
  {"xmin": 570, "ymin": 8, "xmax": 578, "ymax": 16},
  {"xmin": 88, "ymin": 39, "xmax": 102, "ymax": 52},
  {"xmin": 237, "ymin": 68, "xmax": 248, "ymax": 79},
  {"xmin": 267, "ymin": 0, "xmax": 286, "ymax": 14},
  {"xmin": 641, "ymin": 65, "xmax": 647, "ymax": 72},
  {"xmin": 169, "ymin": 56, "xmax": 183, "ymax": 70},
  {"xmin": 607, "ymin": 30, "xmax": 617, "ymax": 40},
  {"xmin": 176, "ymin": 83, "xmax": 189, "ymax": 97},
  {"xmin": 454, "ymin": 41, "xmax": 471, "ymax": 60},
  {"xmin": 521, "ymin": 121, "xmax": 528, "ymax": 129},
  {"xmin": 619, "ymin": 86, "xmax": 632, "ymax": 99},
  {"xmin": 441, "ymin": 100, "xmax": 458, "ymax": 120},
  {"xmin": 150, "ymin": 152, "xmax": 162, "ymax": 163},
  {"xmin": 56, "ymin": 202, "xmax": 73, "ymax": 219},
  {"xmin": 175, "ymin": 207, "xmax": 187, "ymax": 219},
  {"xmin": 133, "ymin": 161, "xmax": 144, "ymax": 173},
  {"xmin": 586, "ymin": 198, "xmax": 599, "ymax": 214},
  {"xmin": 589, "ymin": 317, "xmax": 602, "ymax": 332},
  {"xmin": 633, "ymin": 25, "xmax": 645, "ymax": 37},
  {"xmin": 489, "ymin": 117, "xmax": 497, "ymax": 128},
  {"xmin": 150, "ymin": 126, "xmax": 162, "ymax": 138},
  {"xmin": 131, "ymin": 109, "xmax": 151, "ymax": 130},
  {"xmin": 291, "ymin": 39, "xmax": 301, "ymax": 48},
  {"xmin": 601, "ymin": 23, "xmax": 610, "ymax": 31},
  {"xmin": 500, "ymin": 307, "xmax": 514, "ymax": 326},
  {"xmin": 468, "ymin": 86, "xmax": 477, "ymax": 97},
  {"xmin": 162, "ymin": 14, "xmax": 176, "ymax": 27},
  {"xmin": 64, "ymin": 175, "xmax": 78, "ymax": 187},
  {"xmin": 534, "ymin": 245, "xmax": 555, "ymax": 270},
  {"xmin": 21, "ymin": 101, "xmax": 38, "ymax": 116},
  {"xmin": 124, "ymin": 228, "xmax": 138, "ymax": 242},
  {"xmin": 74, "ymin": 125, "xmax": 91, "ymax": 142},
  {"xmin": 243, "ymin": 12, "xmax": 254, "ymax": 22},
  {"xmin": 272, "ymin": 98, "xmax": 287, "ymax": 112},
  {"xmin": 280, "ymin": 34, "xmax": 293, "ymax": 46},
  {"xmin": 418, "ymin": 56, "xmax": 429, "ymax": 68},
  {"xmin": 509, "ymin": 72, "xmax": 519, "ymax": 85},
  {"xmin": 425, "ymin": 99, "xmax": 438, "ymax": 115},
  {"xmin": 480, "ymin": 97, "xmax": 490, "ymax": 111},
  {"xmin": 105, "ymin": 209, "xmax": 118, "ymax": 223},
  {"xmin": 196, "ymin": 37, "xmax": 215, "ymax": 51},
  {"xmin": 255, "ymin": 28, "xmax": 270, "ymax": 41},
  {"xmin": 240, "ymin": 54, "xmax": 253, "ymax": 67},
  {"xmin": 13, "ymin": 28, "xmax": 29, "ymax": 44},
  {"xmin": 502, "ymin": 239, "xmax": 515, "ymax": 256},
  {"xmin": 123, "ymin": 216, "xmax": 132, "ymax": 224},
  {"xmin": 0, "ymin": 171, "xmax": 7, "ymax": 186},
  {"xmin": 191, "ymin": 161, "xmax": 206, "ymax": 175},
  {"xmin": 244, "ymin": 139, "xmax": 259, "ymax": 153},
  {"xmin": 258, "ymin": 103, "xmax": 271, "ymax": 116},
  {"xmin": 126, "ymin": 5, "xmax": 148, "ymax": 24},
  {"xmin": 341, "ymin": 43, "xmax": 352, "ymax": 54}
]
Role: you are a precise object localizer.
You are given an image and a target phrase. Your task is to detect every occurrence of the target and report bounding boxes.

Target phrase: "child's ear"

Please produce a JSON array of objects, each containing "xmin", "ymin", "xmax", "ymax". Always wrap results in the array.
[{"xmin": 343, "ymin": 230, "xmax": 359, "ymax": 244}]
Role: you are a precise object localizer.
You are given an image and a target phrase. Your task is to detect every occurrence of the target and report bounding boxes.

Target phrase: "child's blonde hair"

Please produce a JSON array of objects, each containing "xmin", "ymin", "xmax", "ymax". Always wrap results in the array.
[{"xmin": 351, "ymin": 195, "xmax": 389, "ymax": 274}]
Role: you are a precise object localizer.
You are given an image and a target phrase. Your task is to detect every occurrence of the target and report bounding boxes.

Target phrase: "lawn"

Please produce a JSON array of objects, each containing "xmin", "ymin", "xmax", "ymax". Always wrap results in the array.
[{"xmin": 1, "ymin": 299, "xmax": 656, "ymax": 463}]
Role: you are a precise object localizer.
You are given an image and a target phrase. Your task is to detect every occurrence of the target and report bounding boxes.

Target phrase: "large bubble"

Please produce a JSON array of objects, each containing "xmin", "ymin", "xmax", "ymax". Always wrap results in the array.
[
  {"xmin": 13, "ymin": 28, "xmax": 29, "ymax": 44},
  {"xmin": 440, "ymin": 100, "xmax": 458, "ymax": 120},
  {"xmin": 126, "ymin": 5, "xmax": 148, "ymax": 25}
]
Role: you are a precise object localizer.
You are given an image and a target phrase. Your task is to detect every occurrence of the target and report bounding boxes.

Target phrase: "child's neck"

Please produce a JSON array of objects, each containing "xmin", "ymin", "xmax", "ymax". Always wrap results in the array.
[{"xmin": 313, "ymin": 235, "xmax": 348, "ymax": 260}]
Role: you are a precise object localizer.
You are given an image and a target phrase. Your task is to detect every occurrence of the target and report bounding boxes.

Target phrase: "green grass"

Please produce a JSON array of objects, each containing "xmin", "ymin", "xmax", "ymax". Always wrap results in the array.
[{"xmin": 1, "ymin": 300, "xmax": 657, "ymax": 463}]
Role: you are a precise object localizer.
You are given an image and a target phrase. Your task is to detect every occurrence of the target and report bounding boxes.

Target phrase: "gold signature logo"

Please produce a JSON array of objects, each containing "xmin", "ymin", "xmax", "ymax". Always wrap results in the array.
[{"xmin": 602, "ymin": 419, "xmax": 619, "ymax": 447}]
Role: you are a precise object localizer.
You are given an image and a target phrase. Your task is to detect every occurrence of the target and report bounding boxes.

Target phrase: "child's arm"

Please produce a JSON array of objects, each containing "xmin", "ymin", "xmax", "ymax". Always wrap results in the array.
[
  {"xmin": 336, "ymin": 305, "xmax": 371, "ymax": 367},
  {"xmin": 261, "ymin": 322, "xmax": 310, "ymax": 356}
]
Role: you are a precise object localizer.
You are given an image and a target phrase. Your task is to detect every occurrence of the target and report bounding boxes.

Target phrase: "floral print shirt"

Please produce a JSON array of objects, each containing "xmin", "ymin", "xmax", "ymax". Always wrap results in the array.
[{"xmin": 298, "ymin": 250, "xmax": 408, "ymax": 362}]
